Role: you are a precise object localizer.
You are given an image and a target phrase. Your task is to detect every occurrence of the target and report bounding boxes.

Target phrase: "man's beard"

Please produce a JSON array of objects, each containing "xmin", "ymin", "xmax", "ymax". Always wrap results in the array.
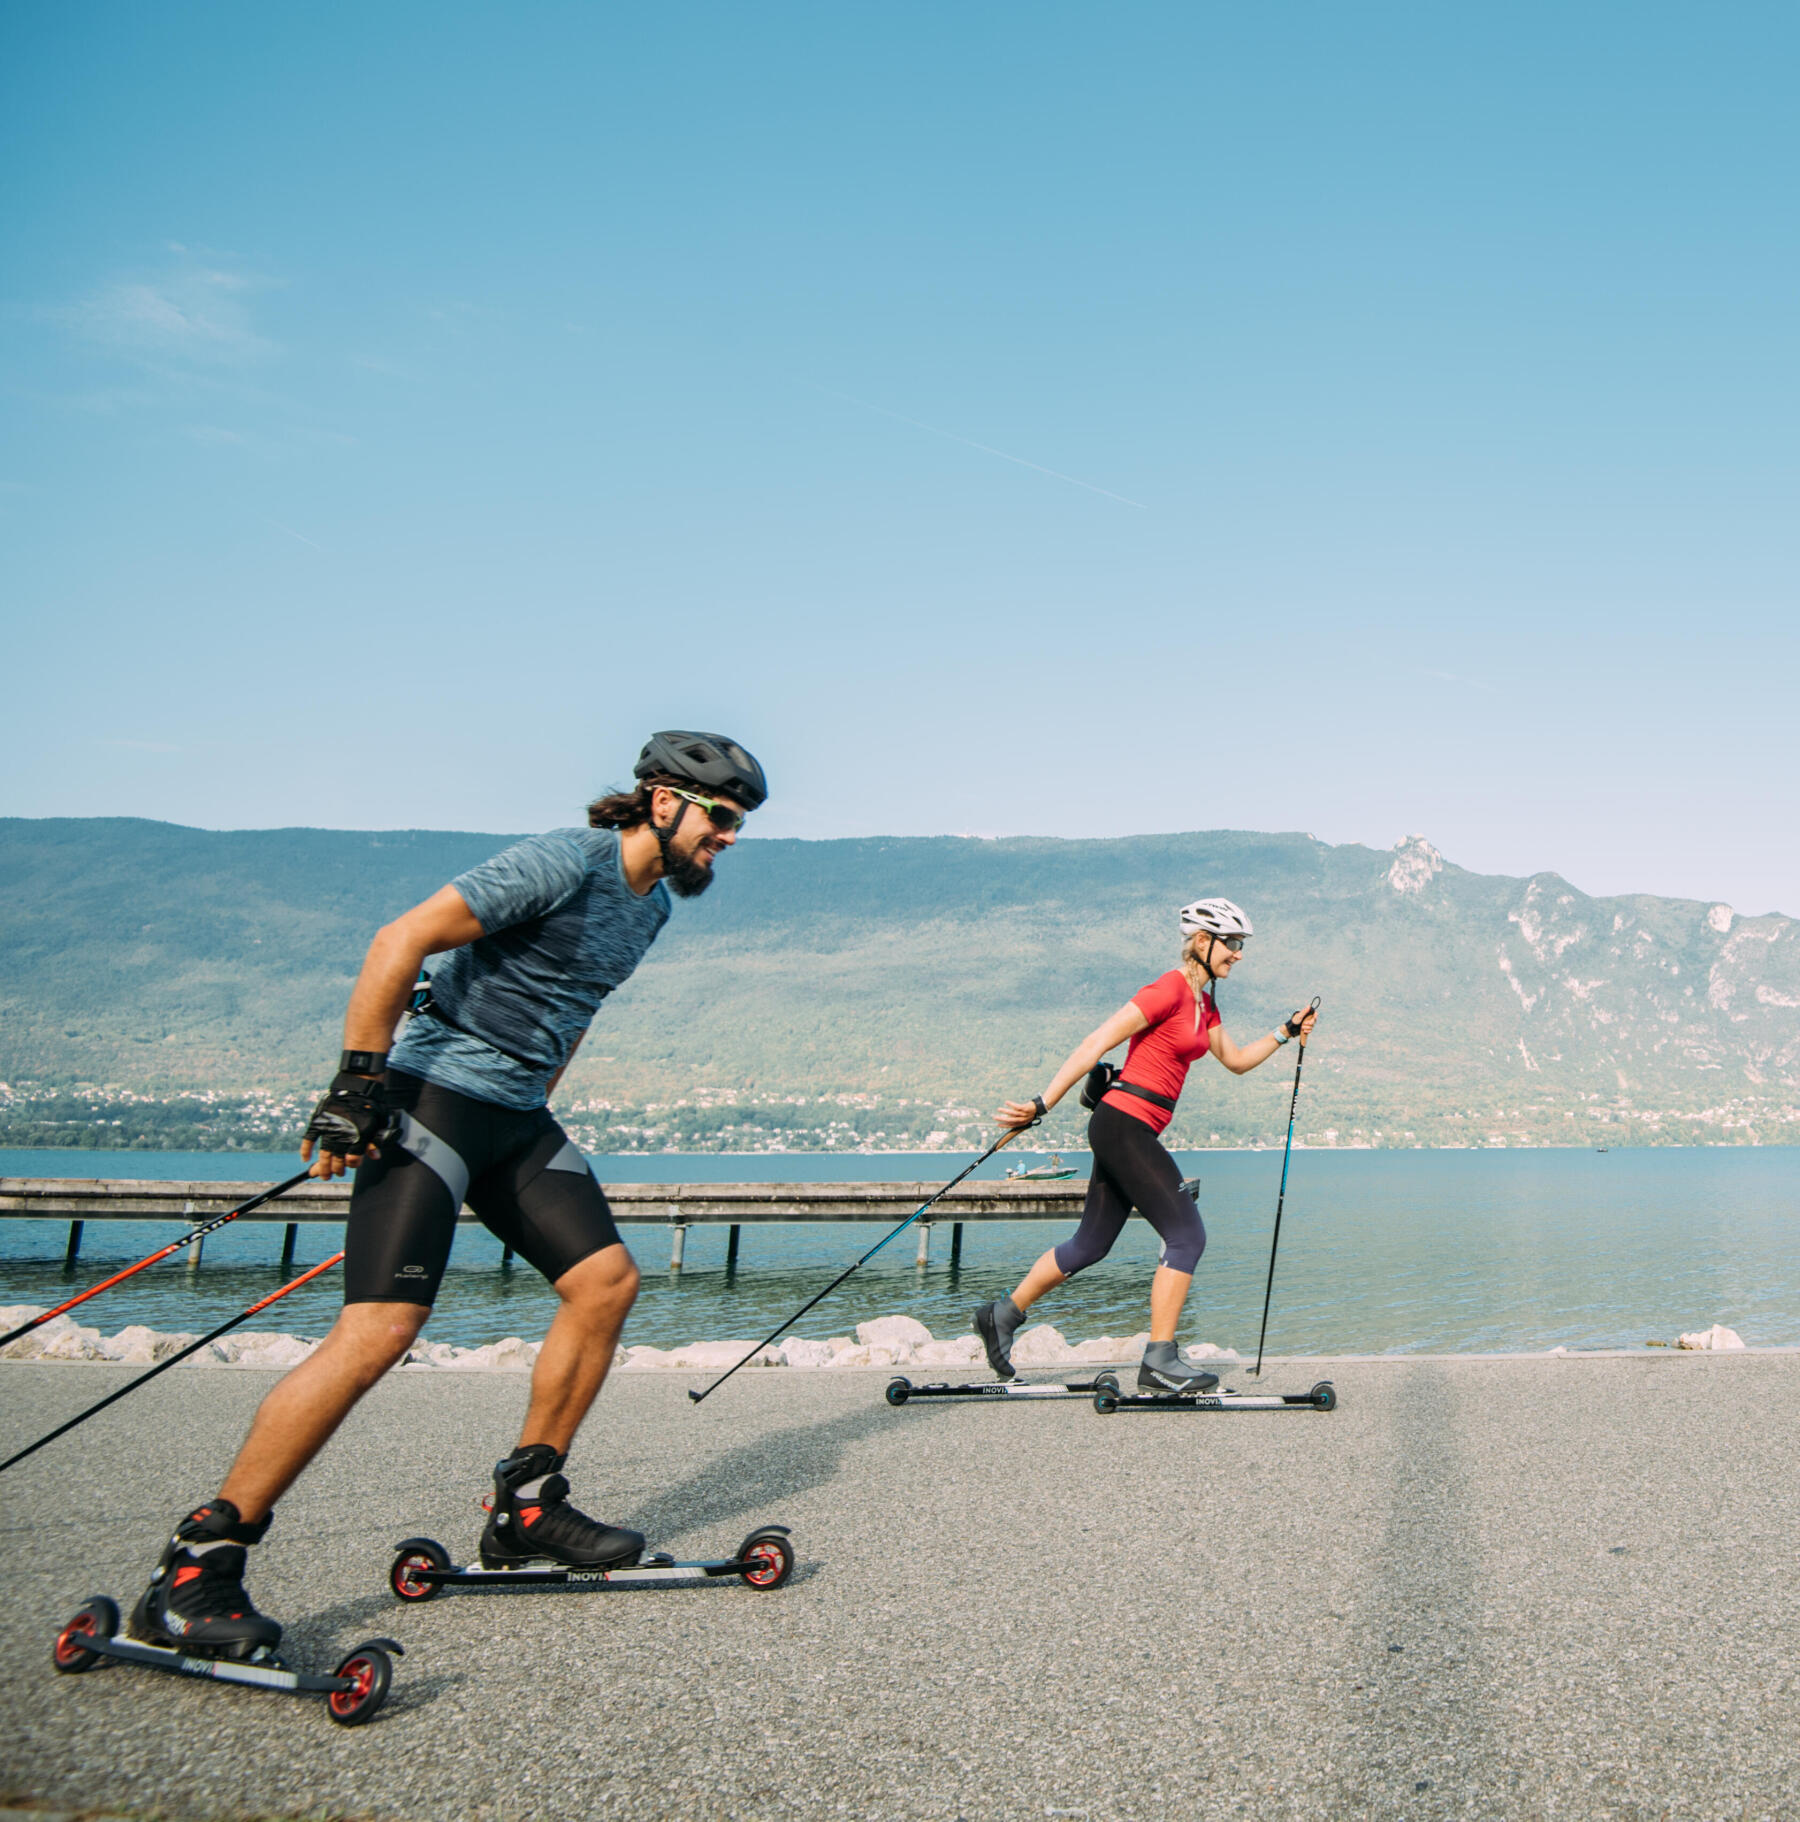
[{"xmin": 664, "ymin": 846, "xmax": 717, "ymax": 898}]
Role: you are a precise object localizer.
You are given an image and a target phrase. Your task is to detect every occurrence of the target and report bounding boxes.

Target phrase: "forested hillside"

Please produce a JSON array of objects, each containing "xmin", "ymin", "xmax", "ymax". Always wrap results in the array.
[{"xmin": 2, "ymin": 819, "xmax": 1796, "ymax": 1150}]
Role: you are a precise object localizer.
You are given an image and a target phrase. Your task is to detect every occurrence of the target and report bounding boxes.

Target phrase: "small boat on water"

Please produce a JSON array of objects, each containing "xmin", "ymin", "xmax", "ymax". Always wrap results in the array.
[{"xmin": 1006, "ymin": 1154, "xmax": 1077, "ymax": 1181}]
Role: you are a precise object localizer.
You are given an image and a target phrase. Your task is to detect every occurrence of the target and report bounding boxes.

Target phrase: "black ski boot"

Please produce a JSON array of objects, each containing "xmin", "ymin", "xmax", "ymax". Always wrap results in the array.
[
  {"xmin": 973, "ymin": 1296, "xmax": 1027, "ymax": 1380},
  {"xmin": 129, "ymin": 1499, "xmax": 282, "ymax": 1661},
  {"xmin": 1138, "ymin": 1340, "xmax": 1221, "ymax": 1395},
  {"xmin": 479, "ymin": 1444, "xmax": 645, "ymax": 1570}
]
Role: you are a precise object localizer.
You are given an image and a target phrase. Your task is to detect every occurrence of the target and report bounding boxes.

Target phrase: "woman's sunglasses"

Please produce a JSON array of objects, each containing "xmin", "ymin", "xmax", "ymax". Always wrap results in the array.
[
  {"xmin": 669, "ymin": 787, "xmax": 748, "ymax": 834},
  {"xmin": 1209, "ymin": 935, "xmax": 1246, "ymax": 953}
]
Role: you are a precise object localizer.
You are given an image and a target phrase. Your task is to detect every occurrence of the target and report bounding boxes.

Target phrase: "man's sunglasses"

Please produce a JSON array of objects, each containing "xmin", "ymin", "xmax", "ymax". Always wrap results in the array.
[{"xmin": 669, "ymin": 787, "xmax": 749, "ymax": 834}]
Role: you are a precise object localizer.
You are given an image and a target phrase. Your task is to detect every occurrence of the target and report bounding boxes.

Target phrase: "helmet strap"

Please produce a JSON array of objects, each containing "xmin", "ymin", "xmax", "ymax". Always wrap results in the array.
[{"xmin": 653, "ymin": 791, "xmax": 689, "ymax": 876}]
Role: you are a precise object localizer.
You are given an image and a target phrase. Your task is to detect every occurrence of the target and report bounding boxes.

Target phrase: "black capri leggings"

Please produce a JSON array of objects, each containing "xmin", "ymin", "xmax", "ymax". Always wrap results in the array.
[{"xmin": 1052, "ymin": 1100, "xmax": 1206, "ymax": 1278}]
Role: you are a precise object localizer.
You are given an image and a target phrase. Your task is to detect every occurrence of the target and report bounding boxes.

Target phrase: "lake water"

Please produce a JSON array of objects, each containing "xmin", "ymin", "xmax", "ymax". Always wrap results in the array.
[{"xmin": 3, "ymin": 1146, "xmax": 1796, "ymax": 1355}]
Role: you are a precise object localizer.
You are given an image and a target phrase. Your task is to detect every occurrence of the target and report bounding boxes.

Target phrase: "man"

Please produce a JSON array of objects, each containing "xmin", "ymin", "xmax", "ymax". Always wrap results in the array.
[{"xmin": 129, "ymin": 731, "xmax": 768, "ymax": 1660}]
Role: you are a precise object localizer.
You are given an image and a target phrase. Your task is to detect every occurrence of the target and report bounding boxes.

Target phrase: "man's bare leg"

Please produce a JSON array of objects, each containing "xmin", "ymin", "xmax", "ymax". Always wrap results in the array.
[
  {"xmin": 218, "ymin": 1301, "xmax": 430, "ymax": 1522},
  {"xmin": 515, "ymin": 1242, "xmax": 640, "ymax": 1453}
]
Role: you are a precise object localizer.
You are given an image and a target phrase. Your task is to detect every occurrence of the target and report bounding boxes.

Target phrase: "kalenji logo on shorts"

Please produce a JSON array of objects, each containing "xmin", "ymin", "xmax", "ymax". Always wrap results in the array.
[{"xmin": 398, "ymin": 1265, "xmax": 427, "ymax": 1277}]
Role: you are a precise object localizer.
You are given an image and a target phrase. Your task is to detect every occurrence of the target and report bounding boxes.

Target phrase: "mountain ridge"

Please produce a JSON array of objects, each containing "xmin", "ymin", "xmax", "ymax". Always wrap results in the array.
[{"xmin": 1, "ymin": 818, "xmax": 1795, "ymax": 1151}]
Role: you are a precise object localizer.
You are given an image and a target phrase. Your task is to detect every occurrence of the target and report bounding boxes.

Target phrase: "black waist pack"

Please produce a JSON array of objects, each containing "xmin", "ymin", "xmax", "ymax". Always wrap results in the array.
[{"xmin": 1080, "ymin": 1063, "xmax": 1177, "ymax": 1114}]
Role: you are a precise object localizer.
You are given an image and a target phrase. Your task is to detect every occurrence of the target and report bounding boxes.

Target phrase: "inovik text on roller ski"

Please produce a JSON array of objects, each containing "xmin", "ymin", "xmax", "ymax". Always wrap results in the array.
[
  {"xmin": 93, "ymin": 730, "xmax": 786, "ymax": 1685},
  {"xmin": 975, "ymin": 896, "xmax": 1320, "ymax": 1397}
]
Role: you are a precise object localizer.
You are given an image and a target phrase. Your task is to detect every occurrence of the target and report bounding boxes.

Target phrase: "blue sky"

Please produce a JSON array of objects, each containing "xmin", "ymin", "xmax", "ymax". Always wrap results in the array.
[{"xmin": 4, "ymin": 2, "xmax": 1796, "ymax": 913}]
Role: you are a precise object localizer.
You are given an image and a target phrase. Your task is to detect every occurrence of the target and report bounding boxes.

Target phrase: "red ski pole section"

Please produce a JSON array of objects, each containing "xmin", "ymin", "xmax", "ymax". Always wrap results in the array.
[{"xmin": 244, "ymin": 1251, "xmax": 345, "ymax": 1312}]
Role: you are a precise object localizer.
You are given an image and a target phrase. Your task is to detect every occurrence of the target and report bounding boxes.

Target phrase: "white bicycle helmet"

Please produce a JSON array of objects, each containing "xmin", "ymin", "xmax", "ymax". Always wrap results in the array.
[{"xmin": 1179, "ymin": 897, "xmax": 1253, "ymax": 939}]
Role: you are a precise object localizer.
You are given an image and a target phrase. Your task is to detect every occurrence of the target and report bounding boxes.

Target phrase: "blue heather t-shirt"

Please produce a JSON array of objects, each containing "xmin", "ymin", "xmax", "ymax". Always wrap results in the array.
[{"xmin": 389, "ymin": 826, "xmax": 671, "ymax": 1110}]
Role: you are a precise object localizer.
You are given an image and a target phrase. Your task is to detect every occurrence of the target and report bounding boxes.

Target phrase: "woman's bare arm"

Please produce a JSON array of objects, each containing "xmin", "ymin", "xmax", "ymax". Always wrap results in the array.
[
  {"xmin": 995, "ymin": 1001, "xmax": 1150, "ymax": 1131},
  {"xmin": 1210, "ymin": 1004, "xmax": 1319, "ymax": 1076}
]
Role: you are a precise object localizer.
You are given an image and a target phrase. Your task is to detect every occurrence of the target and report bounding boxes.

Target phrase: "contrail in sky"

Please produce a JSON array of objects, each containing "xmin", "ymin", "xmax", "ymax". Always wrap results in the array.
[
  {"xmin": 816, "ymin": 386, "xmax": 1147, "ymax": 510},
  {"xmin": 263, "ymin": 516, "xmax": 324, "ymax": 550}
]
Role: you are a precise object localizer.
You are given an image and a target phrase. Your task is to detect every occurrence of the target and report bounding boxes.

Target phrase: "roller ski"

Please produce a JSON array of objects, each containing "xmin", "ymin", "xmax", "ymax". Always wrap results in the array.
[
  {"xmin": 55, "ymin": 1500, "xmax": 399, "ymax": 1726},
  {"xmin": 886, "ymin": 1374, "xmax": 1115, "ymax": 1405},
  {"xmin": 388, "ymin": 1443, "xmax": 794, "ymax": 1600},
  {"xmin": 1091, "ymin": 1370, "xmax": 1338, "ymax": 1414}
]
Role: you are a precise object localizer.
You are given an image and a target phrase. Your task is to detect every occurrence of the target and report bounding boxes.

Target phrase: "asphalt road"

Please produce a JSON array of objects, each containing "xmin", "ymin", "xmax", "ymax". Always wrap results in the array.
[{"xmin": 2, "ymin": 1354, "xmax": 1797, "ymax": 1822}]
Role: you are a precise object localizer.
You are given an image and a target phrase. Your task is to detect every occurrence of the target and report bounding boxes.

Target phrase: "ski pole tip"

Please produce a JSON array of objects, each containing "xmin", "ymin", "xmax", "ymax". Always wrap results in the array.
[{"xmin": 686, "ymin": 1388, "xmax": 704, "ymax": 1403}]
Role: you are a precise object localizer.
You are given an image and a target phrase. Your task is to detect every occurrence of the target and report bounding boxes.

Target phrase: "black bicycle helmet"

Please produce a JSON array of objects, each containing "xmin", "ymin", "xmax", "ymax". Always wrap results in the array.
[{"xmin": 633, "ymin": 731, "xmax": 768, "ymax": 810}]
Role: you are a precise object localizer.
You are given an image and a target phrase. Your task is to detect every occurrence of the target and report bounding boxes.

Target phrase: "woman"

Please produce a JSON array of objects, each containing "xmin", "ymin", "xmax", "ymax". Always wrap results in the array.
[{"xmin": 975, "ymin": 897, "xmax": 1319, "ymax": 1391}]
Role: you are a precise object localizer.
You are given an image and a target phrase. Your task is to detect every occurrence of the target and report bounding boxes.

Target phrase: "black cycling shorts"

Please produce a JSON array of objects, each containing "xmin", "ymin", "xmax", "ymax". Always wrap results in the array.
[{"xmin": 343, "ymin": 1071, "xmax": 624, "ymax": 1305}]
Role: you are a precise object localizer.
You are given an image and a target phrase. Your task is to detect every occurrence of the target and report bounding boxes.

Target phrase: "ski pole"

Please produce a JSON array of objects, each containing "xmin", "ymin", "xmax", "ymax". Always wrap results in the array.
[
  {"xmin": 0, "ymin": 1168, "xmax": 317, "ymax": 1352},
  {"xmin": 0, "ymin": 1251, "xmax": 344, "ymax": 1478},
  {"xmin": 1252, "ymin": 998, "xmax": 1320, "ymax": 1378},
  {"xmin": 688, "ymin": 1121, "xmax": 1038, "ymax": 1405}
]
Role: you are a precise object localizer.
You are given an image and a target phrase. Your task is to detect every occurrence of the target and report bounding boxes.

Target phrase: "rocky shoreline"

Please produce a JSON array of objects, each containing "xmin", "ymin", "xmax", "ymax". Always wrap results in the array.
[{"xmin": 0, "ymin": 1305, "xmax": 1238, "ymax": 1373}]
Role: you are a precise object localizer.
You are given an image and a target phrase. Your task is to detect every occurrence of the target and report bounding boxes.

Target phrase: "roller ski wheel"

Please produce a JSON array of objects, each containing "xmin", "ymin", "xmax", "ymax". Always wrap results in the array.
[
  {"xmin": 389, "ymin": 1537, "xmax": 452, "ymax": 1603},
  {"xmin": 1093, "ymin": 1386, "xmax": 1120, "ymax": 1414},
  {"xmin": 326, "ymin": 1643, "xmax": 395, "ymax": 1727},
  {"xmin": 885, "ymin": 1377, "xmax": 912, "ymax": 1406},
  {"xmin": 737, "ymin": 1527, "xmax": 795, "ymax": 1590},
  {"xmin": 1310, "ymin": 1381, "xmax": 1337, "ymax": 1410},
  {"xmin": 53, "ymin": 1597, "xmax": 120, "ymax": 1674}
]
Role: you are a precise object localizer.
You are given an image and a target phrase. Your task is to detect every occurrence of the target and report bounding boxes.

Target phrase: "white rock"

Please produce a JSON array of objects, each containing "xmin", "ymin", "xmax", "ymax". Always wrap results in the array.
[
  {"xmin": 1010, "ymin": 1324, "xmax": 1076, "ymax": 1366},
  {"xmin": 780, "ymin": 1337, "xmax": 839, "ymax": 1369},
  {"xmin": 1677, "ymin": 1324, "xmax": 1746, "ymax": 1351},
  {"xmin": 1071, "ymin": 1333, "xmax": 1148, "ymax": 1362},
  {"xmin": 39, "ymin": 1323, "xmax": 105, "ymax": 1361},
  {"xmin": 617, "ymin": 1345, "xmax": 676, "ymax": 1371},
  {"xmin": 1184, "ymin": 1342, "xmax": 1240, "ymax": 1363},
  {"xmin": 445, "ymin": 1336, "xmax": 540, "ymax": 1371},
  {"xmin": 669, "ymin": 1339, "xmax": 768, "ymax": 1370},
  {"xmin": 232, "ymin": 1334, "xmax": 318, "ymax": 1370},
  {"xmin": 823, "ymin": 1344, "xmax": 873, "ymax": 1369},
  {"xmin": 402, "ymin": 1341, "xmax": 464, "ymax": 1369},
  {"xmin": 915, "ymin": 1336, "xmax": 984, "ymax": 1366},
  {"xmin": 96, "ymin": 1325, "xmax": 163, "ymax": 1365},
  {"xmin": 856, "ymin": 1314, "xmax": 932, "ymax": 1348}
]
